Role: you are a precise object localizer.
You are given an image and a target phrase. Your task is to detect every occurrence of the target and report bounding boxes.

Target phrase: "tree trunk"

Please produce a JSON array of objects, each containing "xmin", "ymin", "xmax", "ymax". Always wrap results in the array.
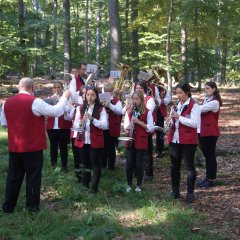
[
  {"xmin": 181, "ymin": 25, "xmax": 187, "ymax": 81},
  {"xmin": 108, "ymin": 0, "xmax": 121, "ymax": 71},
  {"xmin": 33, "ymin": 0, "xmax": 39, "ymax": 76},
  {"xmin": 18, "ymin": 0, "xmax": 28, "ymax": 76},
  {"xmin": 96, "ymin": 0, "xmax": 101, "ymax": 63},
  {"xmin": 63, "ymin": 0, "xmax": 71, "ymax": 73},
  {"xmin": 84, "ymin": 0, "xmax": 89, "ymax": 61},
  {"xmin": 220, "ymin": 16, "xmax": 228, "ymax": 84},
  {"xmin": 194, "ymin": 4, "xmax": 201, "ymax": 91},
  {"xmin": 166, "ymin": 0, "xmax": 173, "ymax": 97},
  {"xmin": 52, "ymin": 0, "xmax": 58, "ymax": 78},
  {"xmin": 125, "ymin": 0, "xmax": 131, "ymax": 79},
  {"xmin": 131, "ymin": 0, "xmax": 139, "ymax": 81}
]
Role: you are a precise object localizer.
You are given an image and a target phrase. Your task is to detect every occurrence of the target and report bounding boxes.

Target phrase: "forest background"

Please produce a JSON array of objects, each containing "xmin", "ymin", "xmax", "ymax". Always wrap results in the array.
[{"xmin": 0, "ymin": 0, "xmax": 240, "ymax": 89}]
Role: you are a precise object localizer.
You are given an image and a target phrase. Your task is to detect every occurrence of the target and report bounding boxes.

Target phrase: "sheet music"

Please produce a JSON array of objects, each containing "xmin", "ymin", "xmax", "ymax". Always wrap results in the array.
[{"xmin": 99, "ymin": 92, "xmax": 112, "ymax": 103}]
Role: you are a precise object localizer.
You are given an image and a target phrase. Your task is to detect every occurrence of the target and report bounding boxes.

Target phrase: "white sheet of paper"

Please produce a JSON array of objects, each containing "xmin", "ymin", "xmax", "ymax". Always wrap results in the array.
[{"xmin": 99, "ymin": 92, "xmax": 112, "ymax": 102}]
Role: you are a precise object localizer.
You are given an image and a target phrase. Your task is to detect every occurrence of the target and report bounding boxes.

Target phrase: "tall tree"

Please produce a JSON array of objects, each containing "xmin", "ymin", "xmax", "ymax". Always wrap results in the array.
[
  {"xmin": 84, "ymin": 0, "xmax": 89, "ymax": 61},
  {"xmin": 52, "ymin": 0, "xmax": 58, "ymax": 77},
  {"xmin": 166, "ymin": 0, "xmax": 174, "ymax": 95},
  {"xmin": 108, "ymin": 0, "xmax": 121, "ymax": 70},
  {"xmin": 63, "ymin": 0, "xmax": 71, "ymax": 73},
  {"xmin": 18, "ymin": 0, "xmax": 28, "ymax": 75},
  {"xmin": 130, "ymin": 0, "xmax": 139, "ymax": 81}
]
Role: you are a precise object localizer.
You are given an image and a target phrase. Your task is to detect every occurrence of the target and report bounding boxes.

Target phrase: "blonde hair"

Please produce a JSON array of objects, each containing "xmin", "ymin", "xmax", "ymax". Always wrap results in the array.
[{"xmin": 132, "ymin": 90, "xmax": 146, "ymax": 114}]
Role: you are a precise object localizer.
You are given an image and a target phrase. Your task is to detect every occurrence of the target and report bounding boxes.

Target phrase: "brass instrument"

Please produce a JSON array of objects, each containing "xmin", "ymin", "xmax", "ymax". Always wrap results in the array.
[
  {"xmin": 85, "ymin": 62, "xmax": 103, "ymax": 86},
  {"xmin": 118, "ymin": 104, "xmax": 141, "ymax": 145},
  {"xmin": 158, "ymin": 102, "xmax": 178, "ymax": 139},
  {"xmin": 150, "ymin": 66, "xmax": 167, "ymax": 99},
  {"xmin": 113, "ymin": 63, "xmax": 132, "ymax": 98}
]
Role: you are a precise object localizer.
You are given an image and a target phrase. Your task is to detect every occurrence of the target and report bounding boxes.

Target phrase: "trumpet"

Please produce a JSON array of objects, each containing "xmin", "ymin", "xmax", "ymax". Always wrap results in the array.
[
  {"xmin": 158, "ymin": 102, "xmax": 178, "ymax": 139},
  {"xmin": 77, "ymin": 103, "xmax": 90, "ymax": 141},
  {"xmin": 165, "ymin": 102, "xmax": 178, "ymax": 132}
]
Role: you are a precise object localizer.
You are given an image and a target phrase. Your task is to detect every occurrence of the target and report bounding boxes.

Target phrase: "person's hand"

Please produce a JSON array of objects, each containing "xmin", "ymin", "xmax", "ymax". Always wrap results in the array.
[
  {"xmin": 62, "ymin": 90, "xmax": 71, "ymax": 99},
  {"xmin": 171, "ymin": 111, "xmax": 179, "ymax": 119},
  {"xmin": 85, "ymin": 112, "xmax": 93, "ymax": 121}
]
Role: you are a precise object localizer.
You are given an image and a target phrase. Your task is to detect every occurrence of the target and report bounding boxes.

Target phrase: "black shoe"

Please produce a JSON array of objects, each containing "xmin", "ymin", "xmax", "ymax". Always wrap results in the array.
[
  {"xmin": 186, "ymin": 193, "xmax": 195, "ymax": 203},
  {"xmin": 26, "ymin": 206, "xmax": 40, "ymax": 213},
  {"xmin": 144, "ymin": 175, "xmax": 153, "ymax": 181},
  {"xmin": 171, "ymin": 191, "xmax": 180, "ymax": 199},
  {"xmin": 197, "ymin": 178, "xmax": 214, "ymax": 188},
  {"xmin": 2, "ymin": 208, "xmax": 14, "ymax": 214}
]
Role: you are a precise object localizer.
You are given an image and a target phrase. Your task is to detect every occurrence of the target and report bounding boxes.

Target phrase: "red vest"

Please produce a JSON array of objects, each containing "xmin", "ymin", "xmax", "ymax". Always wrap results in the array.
[
  {"xmin": 200, "ymin": 98, "xmax": 220, "ymax": 137},
  {"xmin": 158, "ymin": 87, "xmax": 167, "ymax": 117},
  {"xmin": 46, "ymin": 115, "xmax": 72, "ymax": 130},
  {"xmin": 126, "ymin": 109, "xmax": 149, "ymax": 149},
  {"xmin": 4, "ymin": 93, "xmax": 47, "ymax": 152},
  {"xmin": 148, "ymin": 83, "xmax": 156, "ymax": 97},
  {"xmin": 108, "ymin": 97, "xmax": 122, "ymax": 137},
  {"xmin": 75, "ymin": 74, "xmax": 85, "ymax": 91},
  {"xmin": 145, "ymin": 95, "xmax": 157, "ymax": 123},
  {"xmin": 74, "ymin": 106, "xmax": 104, "ymax": 148},
  {"xmin": 167, "ymin": 98, "xmax": 198, "ymax": 144}
]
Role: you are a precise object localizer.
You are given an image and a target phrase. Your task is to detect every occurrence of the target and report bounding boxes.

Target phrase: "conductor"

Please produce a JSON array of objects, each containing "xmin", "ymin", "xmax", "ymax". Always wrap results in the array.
[{"xmin": 0, "ymin": 77, "xmax": 71, "ymax": 213}]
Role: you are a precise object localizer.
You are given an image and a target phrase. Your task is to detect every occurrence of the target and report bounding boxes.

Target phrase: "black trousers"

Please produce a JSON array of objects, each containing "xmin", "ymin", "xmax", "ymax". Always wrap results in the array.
[
  {"xmin": 198, "ymin": 136, "xmax": 218, "ymax": 180},
  {"xmin": 79, "ymin": 144, "xmax": 103, "ymax": 192},
  {"xmin": 71, "ymin": 138, "xmax": 81, "ymax": 178},
  {"xmin": 2, "ymin": 151, "xmax": 43, "ymax": 212},
  {"xmin": 144, "ymin": 135, "xmax": 153, "ymax": 177},
  {"xmin": 169, "ymin": 143, "xmax": 197, "ymax": 194},
  {"xmin": 156, "ymin": 110, "xmax": 165, "ymax": 153},
  {"xmin": 47, "ymin": 129, "xmax": 70, "ymax": 168},
  {"xmin": 126, "ymin": 147, "xmax": 145, "ymax": 186},
  {"xmin": 101, "ymin": 130, "xmax": 117, "ymax": 170}
]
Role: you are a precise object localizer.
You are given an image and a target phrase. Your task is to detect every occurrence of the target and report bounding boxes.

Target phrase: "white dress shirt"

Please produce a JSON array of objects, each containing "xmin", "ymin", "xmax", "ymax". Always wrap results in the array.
[
  {"xmin": 144, "ymin": 94, "xmax": 156, "ymax": 113},
  {"xmin": 72, "ymin": 104, "xmax": 108, "ymax": 143},
  {"xmin": 124, "ymin": 109, "xmax": 155, "ymax": 133},
  {"xmin": 0, "ymin": 91, "xmax": 68, "ymax": 127},
  {"xmin": 171, "ymin": 98, "xmax": 201, "ymax": 143},
  {"xmin": 108, "ymin": 96, "xmax": 123, "ymax": 115},
  {"xmin": 200, "ymin": 96, "xmax": 220, "ymax": 113},
  {"xmin": 69, "ymin": 75, "xmax": 86, "ymax": 95}
]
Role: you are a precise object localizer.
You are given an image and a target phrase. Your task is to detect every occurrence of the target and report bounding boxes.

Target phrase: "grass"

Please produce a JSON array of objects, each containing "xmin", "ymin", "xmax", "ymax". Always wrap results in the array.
[{"xmin": 0, "ymin": 127, "xmax": 228, "ymax": 240}]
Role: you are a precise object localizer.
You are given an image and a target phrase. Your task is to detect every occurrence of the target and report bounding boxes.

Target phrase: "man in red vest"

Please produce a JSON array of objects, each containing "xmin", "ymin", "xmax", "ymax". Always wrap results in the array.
[
  {"xmin": 0, "ymin": 77, "xmax": 71, "ymax": 213},
  {"xmin": 69, "ymin": 63, "xmax": 87, "ymax": 94}
]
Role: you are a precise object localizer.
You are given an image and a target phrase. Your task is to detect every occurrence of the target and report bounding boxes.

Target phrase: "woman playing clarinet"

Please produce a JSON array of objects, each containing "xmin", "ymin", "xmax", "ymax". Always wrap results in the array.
[
  {"xmin": 73, "ymin": 86, "xmax": 108, "ymax": 193},
  {"xmin": 197, "ymin": 81, "xmax": 222, "ymax": 188},
  {"xmin": 167, "ymin": 82, "xmax": 201, "ymax": 203},
  {"xmin": 124, "ymin": 90, "xmax": 154, "ymax": 193}
]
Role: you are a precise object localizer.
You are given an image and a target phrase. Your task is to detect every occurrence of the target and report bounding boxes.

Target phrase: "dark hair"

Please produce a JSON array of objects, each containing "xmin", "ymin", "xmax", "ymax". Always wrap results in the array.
[
  {"xmin": 136, "ymin": 81, "xmax": 148, "ymax": 94},
  {"xmin": 176, "ymin": 81, "xmax": 192, "ymax": 97},
  {"xmin": 81, "ymin": 86, "xmax": 102, "ymax": 118},
  {"xmin": 78, "ymin": 63, "xmax": 87, "ymax": 69},
  {"xmin": 205, "ymin": 81, "xmax": 223, "ymax": 106}
]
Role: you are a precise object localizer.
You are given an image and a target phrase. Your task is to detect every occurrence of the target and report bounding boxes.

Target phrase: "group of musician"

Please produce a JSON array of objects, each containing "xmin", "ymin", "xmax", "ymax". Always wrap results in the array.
[{"xmin": 0, "ymin": 64, "xmax": 222, "ymax": 213}]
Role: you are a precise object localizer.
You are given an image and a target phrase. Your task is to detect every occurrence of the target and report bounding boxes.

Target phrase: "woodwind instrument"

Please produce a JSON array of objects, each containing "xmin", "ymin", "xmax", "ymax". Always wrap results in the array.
[
  {"xmin": 127, "ymin": 104, "xmax": 141, "ymax": 147},
  {"xmin": 77, "ymin": 103, "xmax": 90, "ymax": 141}
]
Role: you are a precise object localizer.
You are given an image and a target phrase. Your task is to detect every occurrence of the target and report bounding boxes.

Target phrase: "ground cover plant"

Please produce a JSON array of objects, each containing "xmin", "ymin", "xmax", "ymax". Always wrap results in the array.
[{"xmin": 0, "ymin": 90, "xmax": 239, "ymax": 240}]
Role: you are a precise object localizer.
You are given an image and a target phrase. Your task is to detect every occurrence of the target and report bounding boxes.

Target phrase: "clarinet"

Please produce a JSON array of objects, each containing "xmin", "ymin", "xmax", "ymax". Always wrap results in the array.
[
  {"xmin": 128, "ymin": 104, "xmax": 141, "ymax": 147},
  {"xmin": 77, "ymin": 103, "xmax": 89, "ymax": 141}
]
